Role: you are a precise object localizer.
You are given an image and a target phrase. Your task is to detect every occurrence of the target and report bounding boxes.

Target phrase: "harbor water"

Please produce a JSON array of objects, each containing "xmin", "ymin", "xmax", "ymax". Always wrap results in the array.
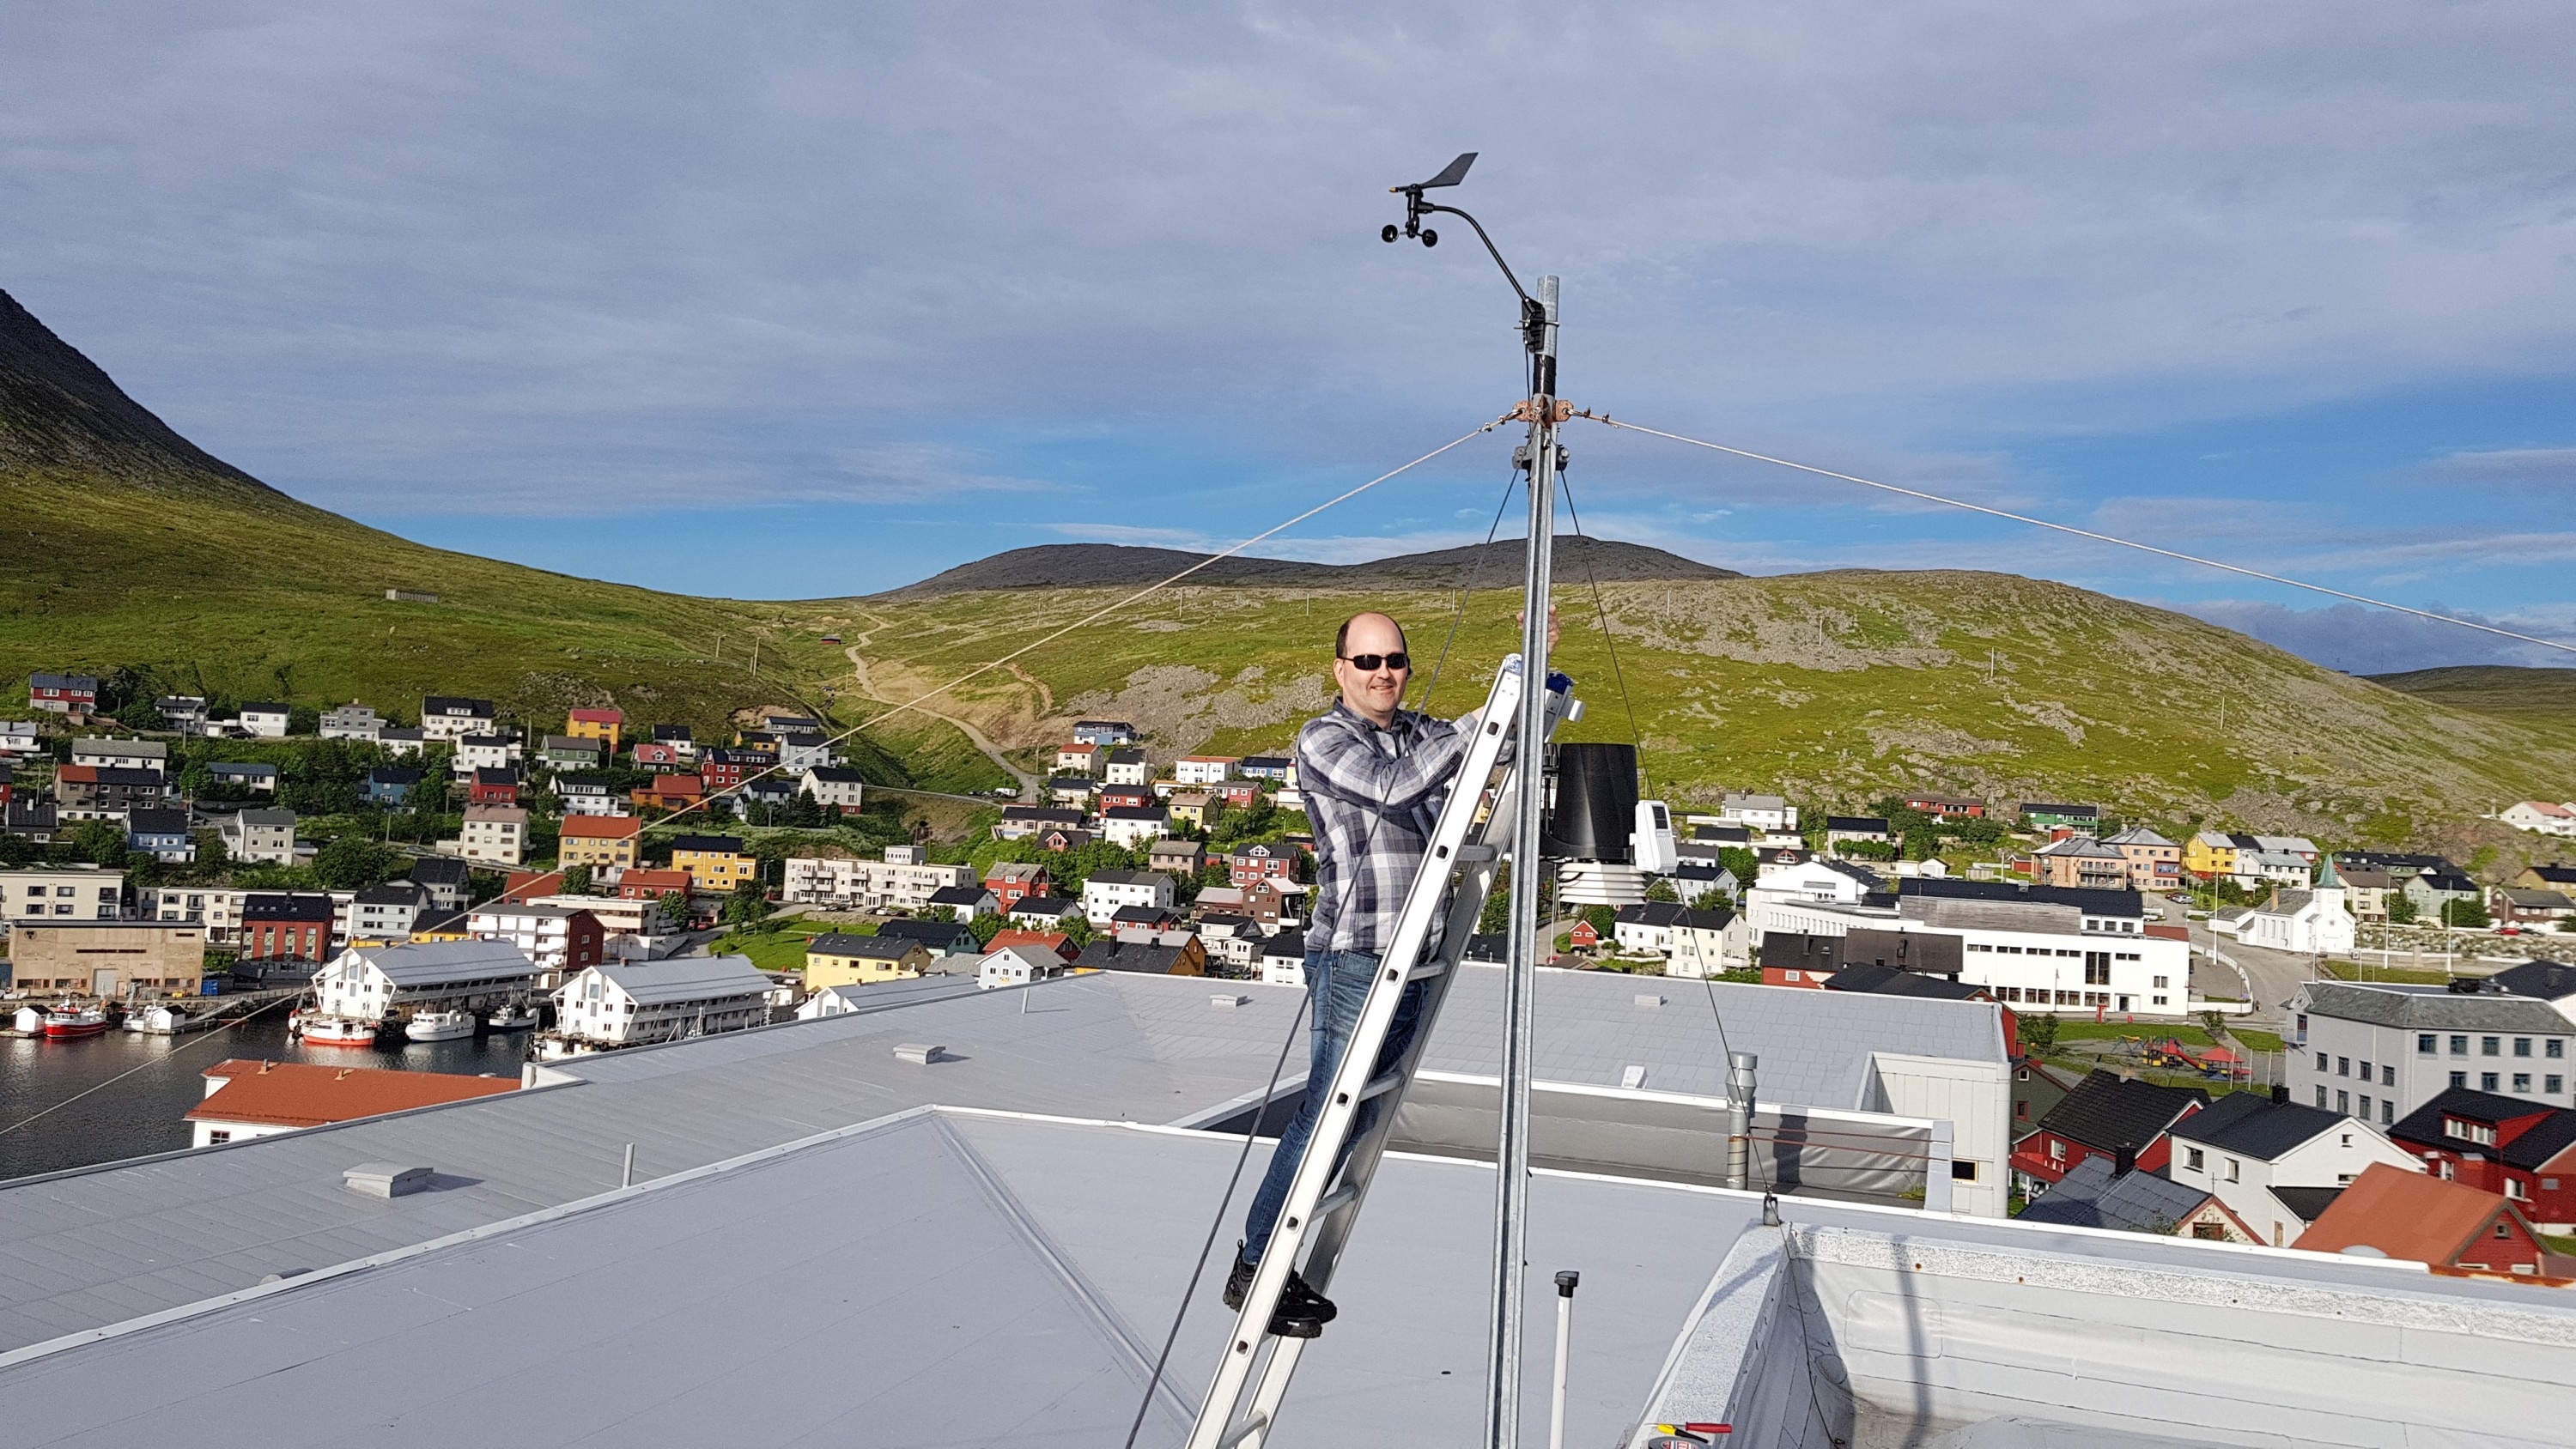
[{"xmin": 0, "ymin": 1009, "xmax": 536, "ymax": 1181}]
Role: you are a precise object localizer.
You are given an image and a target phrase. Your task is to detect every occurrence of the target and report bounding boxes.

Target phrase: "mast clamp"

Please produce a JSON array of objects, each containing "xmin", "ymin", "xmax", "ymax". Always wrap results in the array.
[{"xmin": 1507, "ymin": 397, "xmax": 1575, "ymax": 424}]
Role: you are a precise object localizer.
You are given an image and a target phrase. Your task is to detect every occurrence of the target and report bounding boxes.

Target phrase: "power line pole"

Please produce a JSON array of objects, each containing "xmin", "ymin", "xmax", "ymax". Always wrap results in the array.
[{"xmin": 1490, "ymin": 272, "xmax": 1559, "ymax": 1449}]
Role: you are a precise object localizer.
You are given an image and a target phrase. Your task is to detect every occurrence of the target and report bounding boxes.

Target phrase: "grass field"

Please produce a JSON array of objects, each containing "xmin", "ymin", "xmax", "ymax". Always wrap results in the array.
[
  {"xmin": 2324, "ymin": 961, "xmax": 2453, "ymax": 985},
  {"xmin": 707, "ymin": 919, "xmax": 849, "ymax": 973}
]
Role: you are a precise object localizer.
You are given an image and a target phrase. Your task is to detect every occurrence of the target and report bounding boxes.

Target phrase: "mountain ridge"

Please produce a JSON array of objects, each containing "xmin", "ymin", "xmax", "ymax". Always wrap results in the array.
[{"xmin": 873, "ymin": 537, "xmax": 1743, "ymax": 598}]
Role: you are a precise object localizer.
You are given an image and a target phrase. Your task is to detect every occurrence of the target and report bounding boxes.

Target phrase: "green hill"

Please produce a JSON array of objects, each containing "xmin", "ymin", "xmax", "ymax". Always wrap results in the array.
[
  {"xmin": 796, "ymin": 568, "xmax": 2576, "ymax": 856},
  {"xmin": 0, "ymin": 288, "xmax": 949, "ymax": 780},
  {"xmin": 2366, "ymin": 664, "xmax": 2576, "ymax": 718}
]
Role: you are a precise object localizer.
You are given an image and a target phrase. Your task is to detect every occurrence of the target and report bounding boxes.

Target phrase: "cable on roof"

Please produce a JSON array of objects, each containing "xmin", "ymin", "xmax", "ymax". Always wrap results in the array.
[{"xmin": 1577, "ymin": 412, "xmax": 2576, "ymax": 658}]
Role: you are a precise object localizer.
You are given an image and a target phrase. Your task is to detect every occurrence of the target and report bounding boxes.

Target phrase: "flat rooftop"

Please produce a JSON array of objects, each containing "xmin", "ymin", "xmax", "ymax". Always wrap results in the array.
[{"xmin": 5, "ymin": 1110, "xmax": 2565, "ymax": 1449}]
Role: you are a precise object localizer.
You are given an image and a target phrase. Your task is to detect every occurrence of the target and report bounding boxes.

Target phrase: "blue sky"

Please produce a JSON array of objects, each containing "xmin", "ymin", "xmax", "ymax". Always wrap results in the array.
[{"xmin": 5, "ymin": 2, "xmax": 2573, "ymax": 671}]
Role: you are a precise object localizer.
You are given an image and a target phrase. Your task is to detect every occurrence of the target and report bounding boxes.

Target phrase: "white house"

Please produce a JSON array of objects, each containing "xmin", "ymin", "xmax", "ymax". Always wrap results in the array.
[
  {"xmin": 2290, "ymin": 979, "xmax": 2575, "ymax": 1127},
  {"xmin": 311, "ymin": 939, "xmax": 538, "ymax": 1021},
  {"xmin": 775, "ymin": 732, "xmax": 838, "ymax": 774},
  {"xmin": 452, "ymin": 734, "xmax": 524, "ymax": 776},
  {"xmin": 378, "ymin": 726, "xmax": 429, "ymax": 757},
  {"xmin": 925, "ymin": 886, "xmax": 999, "ymax": 920},
  {"xmin": 801, "ymin": 767, "xmax": 866, "ymax": 813},
  {"xmin": 0, "ymin": 864, "xmax": 126, "ymax": 924},
  {"xmin": 1612, "ymin": 902, "xmax": 1734, "ymax": 977},
  {"xmin": 556, "ymin": 777, "xmax": 629, "ymax": 817},
  {"xmin": 420, "ymin": 696, "xmax": 495, "ymax": 742},
  {"xmin": 239, "ymin": 702, "xmax": 292, "ymax": 738},
  {"xmin": 551, "ymin": 955, "xmax": 773, "ymax": 1046},
  {"xmin": 781, "ymin": 852, "xmax": 974, "ymax": 912},
  {"xmin": 1260, "ymin": 933, "xmax": 1309, "ymax": 987},
  {"xmin": 0, "ymin": 721, "xmax": 43, "ymax": 757},
  {"xmin": 2501, "ymin": 801, "xmax": 2576, "ymax": 838},
  {"xmin": 1719, "ymin": 791, "xmax": 1798, "ymax": 832},
  {"xmin": 453, "ymin": 804, "xmax": 526, "ymax": 865},
  {"xmin": 976, "ymin": 943, "xmax": 1069, "ymax": 991},
  {"xmin": 70, "ymin": 738, "xmax": 167, "ymax": 773},
  {"xmin": 1103, "ymin": 749, "xmax": 1150, "ymax": 786},
  {"xmin": 2235, "ymin": 850, "xmax": 2317, "ymax": 888},
  {"xmin": 1082, "ymin": 869, "xmax": 1175, "ymax": 919},
  {"xmin": 2166, "ymin": 1094, "xmax": 2422, "ymax": 1248},
  {"xmin": 1175, "ymin": 755, "xmax": 1236, "ymax": 785},
  {"xmin": 2237, "ymin": 858, "xmax": 2356, "ymax": 955},
  {"xmin": 348, "ymin": 882, "xmax": 433, "ymax": 942},
  {"xmin": 319, "ymin": 704, "xmax": 384, "ymax": 741},
  {"xmin": 218, "ymin": 809, "xmax": 298, "ymax": 865},
  {"xmin": 1100, "ymin": 806, "xmax": 1170, "ymax": 848},
  {"xmin": 1753, "ymin": 855, "xmax": 1882, "ymax": 904}
]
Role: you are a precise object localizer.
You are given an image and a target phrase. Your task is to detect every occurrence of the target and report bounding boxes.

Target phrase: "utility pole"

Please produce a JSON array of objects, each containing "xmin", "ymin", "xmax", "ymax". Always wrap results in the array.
[{"xmin": 1489, "ymin": 273, "xmax": 1559, "ymax": 1449}]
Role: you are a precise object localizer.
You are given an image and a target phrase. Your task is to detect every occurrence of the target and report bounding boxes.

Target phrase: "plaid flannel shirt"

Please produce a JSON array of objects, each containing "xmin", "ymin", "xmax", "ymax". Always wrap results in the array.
[{"xmin": 1298, "ymin": 698, "xmax": 1471, "ymax": 955}]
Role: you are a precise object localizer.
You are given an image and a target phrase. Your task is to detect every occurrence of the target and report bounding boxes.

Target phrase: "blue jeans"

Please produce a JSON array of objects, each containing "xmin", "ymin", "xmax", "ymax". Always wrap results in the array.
[{"xmin": 1242, "ymin": 948, "xmax": 1427, "ymax": 1264}]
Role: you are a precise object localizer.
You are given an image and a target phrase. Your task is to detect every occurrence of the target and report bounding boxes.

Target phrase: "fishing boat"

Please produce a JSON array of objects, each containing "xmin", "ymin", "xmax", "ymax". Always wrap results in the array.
[
  {"xmin": 42, "ymin": 1003, "xmax": 110, "ymax": 1039},
  {"xmin": 301, "ymin": 1016, "xmax": 378, "ymax": 1046},
  {"xmin": 402, "ymin": 1009, "xmax": 476, "ymax": 1042},
  {"xmin": 125, "ymin": 1003, "xmax": 213, "ymax": 1034},
  {"xmin": 485, "ymin": 1003, "xmax": 538, "ymax": 1032}
]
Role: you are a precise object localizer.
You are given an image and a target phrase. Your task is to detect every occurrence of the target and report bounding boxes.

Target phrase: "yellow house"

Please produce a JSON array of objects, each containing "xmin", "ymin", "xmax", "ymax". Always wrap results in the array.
[
  {"xmin": 2183, "ymin": 831, "xmax": 2238, "ymax": 880},
  {"xmin": 559, "ymin": 815, "xmax": 641, "ymax": 874},
  {"xmin": 804, "ymin": 932, "xmax": 931, "ymax": 987},
  {"xmin": 668, "ymin": 834, "xmax": 757, "ymax": 893},
  {"xmin": 1167, "ymin": 791, "xmax": 1220, "ymax": 829},
  {"xmin": 566, "ymin": 707, "xmax": 624, "ymax": 753},
  {"xmin": 410, "ymin": 910, "xmax": 472, "ymax": 943}
]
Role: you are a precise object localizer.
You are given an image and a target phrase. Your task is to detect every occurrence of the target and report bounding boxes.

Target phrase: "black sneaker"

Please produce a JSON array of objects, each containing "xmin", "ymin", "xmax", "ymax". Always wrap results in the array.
[{"xmin": 1221, "ymin": 1250, "xmax": 1339, "ymax": 1337}]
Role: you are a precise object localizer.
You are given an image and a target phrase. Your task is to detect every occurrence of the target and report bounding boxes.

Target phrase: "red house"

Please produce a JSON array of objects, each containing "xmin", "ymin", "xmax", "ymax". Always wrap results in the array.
[
  {"xmin": 698, "ymin": 747, "xmax": 768, "ymax": 791},
  {"xmin": 982, "ymin": 862, "xmax": 1051, "ymax": 908},
  {"xmin": 1569, "ymin": 919, "xmax": 1604, "ymax": 949},
  {"xmin": 635, "ymin": 741, "xmax": 686, "ymax": 770},
  {"xmin": 1213, "ymin": 779, "xmax": 1262, "ymax": 808},
  {"xmin": 1100, "ymin": 784, "xmax": 1154, "ymax": 812},
  {"xmin": 2010, "ymin": 1069, "xmax": 2207, "ymax": 1191},
  {"xmin": 1228, "ymin": 841, "xmax": 1301, "ymax": 888},
  {"xmin": 632, "ymin": 775, "xmax": 707, "ymax": 812},
  {"xmin": 2391, "ymin": 1088, "xmax": 2576, "ymax": 1233},
  {"xmin": 617, "ymin": 867, "xmax": 692, "ymax": 900},
  {"xmin": 2297, "ymin": 1163, "xmax": 2565, "ymax": 1276},
  {"xmin": 469, "ymin": 767, "xmax": 520, "ymax": 806},
  {"xmin": 1904, "ymin": 795, "xmax": 1986, "ymax": 820},
  {"xmin": 240, "ymin": 893, "xmax": 337, "ymax": 966},
  {"xmin": 987, "ymin": 928, "xmax": 1078, "ymax": 962},
  {"xmin": 27, "ymin": 672, "xmax": 98, "ymax": 715}
]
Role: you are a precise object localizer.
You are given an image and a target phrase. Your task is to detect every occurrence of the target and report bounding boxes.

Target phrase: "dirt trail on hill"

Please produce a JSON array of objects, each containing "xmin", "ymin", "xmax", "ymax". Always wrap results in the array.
[{"xmin": 844, "ymin": 615, "xmax": 1042, "ymax": 800}]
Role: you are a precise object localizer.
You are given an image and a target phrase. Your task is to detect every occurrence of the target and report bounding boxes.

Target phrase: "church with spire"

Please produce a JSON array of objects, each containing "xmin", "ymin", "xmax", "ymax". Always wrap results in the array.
[{"xmin": 2238, "ymin": 852, "xmax": 2356, "ymax": 955}]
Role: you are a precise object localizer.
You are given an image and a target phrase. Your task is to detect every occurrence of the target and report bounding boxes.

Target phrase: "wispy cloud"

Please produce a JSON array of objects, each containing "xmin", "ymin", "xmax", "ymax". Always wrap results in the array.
[{"xmin": 2425, "ymin": 447, "xmax": 2576, "ymax": 494}]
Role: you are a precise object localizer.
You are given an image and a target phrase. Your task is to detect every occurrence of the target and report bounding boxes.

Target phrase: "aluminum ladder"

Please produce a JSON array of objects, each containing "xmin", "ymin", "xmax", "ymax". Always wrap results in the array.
[{"xmin": 1184, "ymin": 661, "xmax": 1577, "ymax": 1449}]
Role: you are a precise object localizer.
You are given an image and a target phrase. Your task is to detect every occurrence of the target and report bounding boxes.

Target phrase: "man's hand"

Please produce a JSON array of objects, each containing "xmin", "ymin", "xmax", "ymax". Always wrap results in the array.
[{"xmin": 1516, "ymin": 606, "xmax": 1563, "ymax": 652}]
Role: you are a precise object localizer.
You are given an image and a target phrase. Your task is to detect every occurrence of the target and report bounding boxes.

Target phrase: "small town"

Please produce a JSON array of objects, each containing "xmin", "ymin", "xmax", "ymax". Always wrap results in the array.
[
  {"xmin": 7, "ymin": 672, "xmax": 2576, "ymax": 1284},
  {"xmin": 7, "ymin": 13, "xmax": 2576, "ymax": 1446}
]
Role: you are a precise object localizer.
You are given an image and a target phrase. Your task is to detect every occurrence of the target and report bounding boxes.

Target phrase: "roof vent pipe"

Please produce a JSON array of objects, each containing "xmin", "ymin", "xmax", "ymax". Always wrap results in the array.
[{"xmin": 1724, "ymin": 1052, "xmax": 1759, "ymax": 1191}]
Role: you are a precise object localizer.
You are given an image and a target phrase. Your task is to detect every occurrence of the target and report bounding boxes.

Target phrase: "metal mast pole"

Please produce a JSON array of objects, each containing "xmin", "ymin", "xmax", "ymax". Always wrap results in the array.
[{"xmin": 1487, "ymin": 272, "xmax": 1560, "ymax": 1449}]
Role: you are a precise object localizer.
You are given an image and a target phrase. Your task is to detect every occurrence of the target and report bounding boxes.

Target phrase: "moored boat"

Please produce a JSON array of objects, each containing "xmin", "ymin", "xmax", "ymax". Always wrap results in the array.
[
  {"xmin": 42, "ymin": 1003, "xmax": 110, "ymax": 1039},
  {"xmin": 486, "ymin": 1003, "xmax": 538, "ymax": 1032},
  {"xmin": 402, "ymin": 1009, "xmax": 476, "ymax": 1041},
  {"xmin": 301, "ymin": 1016, "xmax": 378, "ymax": 1046}
]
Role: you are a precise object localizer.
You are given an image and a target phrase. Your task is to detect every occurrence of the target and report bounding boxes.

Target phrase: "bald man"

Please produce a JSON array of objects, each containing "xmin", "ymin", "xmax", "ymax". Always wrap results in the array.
[{"xmin": 1223, "ymin": 609, "xmax": 1482, "ymax": 1337}]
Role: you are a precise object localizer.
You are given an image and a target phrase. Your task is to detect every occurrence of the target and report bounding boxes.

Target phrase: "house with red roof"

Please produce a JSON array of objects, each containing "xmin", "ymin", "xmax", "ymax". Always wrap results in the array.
[
  {"xmin": 187, "ymin": 1059, "xmax": 520, "ymax": 1149},
  {"xmin": 2296, "ymin": 1162, "xmax": 2569, "ymax": 1277}
]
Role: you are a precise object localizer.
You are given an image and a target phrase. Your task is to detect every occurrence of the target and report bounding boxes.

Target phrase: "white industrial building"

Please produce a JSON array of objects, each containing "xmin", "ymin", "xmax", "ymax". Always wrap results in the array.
[
  {"xmin": 311, "ymin": 939, "xmax": 539, "ymax": 1021},
  {"xmin": 550, "ymin": 955, "xmax": 775, "ymax": 1047}
]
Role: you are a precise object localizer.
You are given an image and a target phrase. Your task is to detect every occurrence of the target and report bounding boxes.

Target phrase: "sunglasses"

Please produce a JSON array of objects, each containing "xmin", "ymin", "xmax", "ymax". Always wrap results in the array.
[{"xmin": 1339, "ymin": 652, "xmax": 1411, "ymax": 671}]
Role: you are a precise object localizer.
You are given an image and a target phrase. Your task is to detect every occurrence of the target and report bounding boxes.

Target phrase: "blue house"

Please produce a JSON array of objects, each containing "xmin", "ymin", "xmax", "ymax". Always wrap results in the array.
[{"xmin": 365, "ymin": 767, "xmax": 426, "ymax": 806}]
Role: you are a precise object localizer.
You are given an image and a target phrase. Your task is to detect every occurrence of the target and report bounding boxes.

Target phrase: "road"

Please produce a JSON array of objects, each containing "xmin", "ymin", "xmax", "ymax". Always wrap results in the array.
[
  {"xmin": 2159, "ymin": 895, "xmax": 2317, "ymax": 1028},
  {"xmin": 842, "ymin": 616, "xmax": 1041, "ymax": 803}
]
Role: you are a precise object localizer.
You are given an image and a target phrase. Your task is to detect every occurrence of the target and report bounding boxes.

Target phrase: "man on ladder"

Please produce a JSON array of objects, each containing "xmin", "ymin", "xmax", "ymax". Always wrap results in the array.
[{"xmin": 1222, "ymin": 606, "xmax": 1550, "ymax": 1337}]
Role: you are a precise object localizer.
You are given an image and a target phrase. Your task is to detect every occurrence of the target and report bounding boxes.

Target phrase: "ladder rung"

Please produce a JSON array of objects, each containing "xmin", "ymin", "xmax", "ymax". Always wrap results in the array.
[
  {"xmin": 1315, "ymin": 1182, "xmax": 1360, "ymax": 1219},
  {"xmin": 1358, "ymin": 1069, "xmax": 1406, "ymax": 1103},
  {"xmin": 1406, "ymin": 957, "xmax": 1448, "ymax": 983},
  {"xmin": 1455, "ymin": 844, "xmax": 1498, "ymax": 863},
  {"xmin": 1218, "ymin": 1414, "xmax": 1271, "ymax": 1449}
]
